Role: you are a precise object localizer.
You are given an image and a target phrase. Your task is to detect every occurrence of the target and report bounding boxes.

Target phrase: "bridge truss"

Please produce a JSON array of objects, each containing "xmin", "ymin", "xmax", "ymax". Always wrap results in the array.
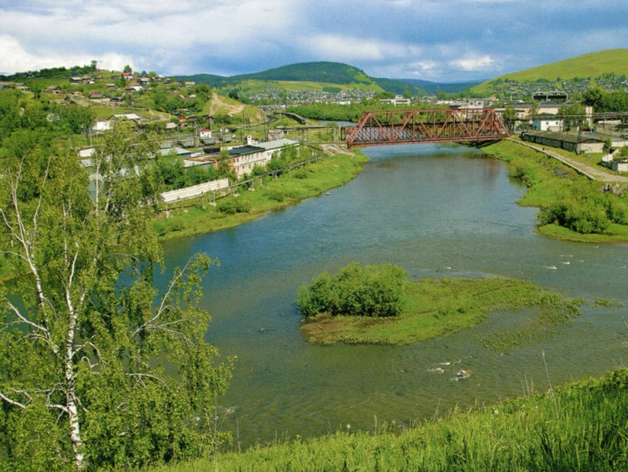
[{"xmin": 344, "ymin": 108, "xmax": 510, "ymax": 148}]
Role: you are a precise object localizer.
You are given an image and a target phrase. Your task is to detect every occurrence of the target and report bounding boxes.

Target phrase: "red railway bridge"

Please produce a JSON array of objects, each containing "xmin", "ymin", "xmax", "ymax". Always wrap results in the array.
[{"xmin": 344, "ymin": 108, "xmax": 510, "ymax": 148}]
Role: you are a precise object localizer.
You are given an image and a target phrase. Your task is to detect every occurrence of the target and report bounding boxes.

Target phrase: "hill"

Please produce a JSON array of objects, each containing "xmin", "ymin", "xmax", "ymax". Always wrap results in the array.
[
  {"xmin": 472, "ymin": 49, "xmax": 628, "ymax": 94},
  {"xmin": 175, "ymin": 61, "xmax": 425, "ymax": 97}
]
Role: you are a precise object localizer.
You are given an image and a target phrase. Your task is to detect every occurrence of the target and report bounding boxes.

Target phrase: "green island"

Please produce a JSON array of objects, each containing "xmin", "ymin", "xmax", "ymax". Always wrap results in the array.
[{"xmin": 298, "ymin": 263, "xmax": 585, "ymax": 347}]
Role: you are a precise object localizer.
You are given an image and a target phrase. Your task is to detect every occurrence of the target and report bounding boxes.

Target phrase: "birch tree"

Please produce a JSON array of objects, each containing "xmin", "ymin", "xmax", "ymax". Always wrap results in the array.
[{"xmin": 0, "ymin": 121, "xmax": 232, "ymax": 471}]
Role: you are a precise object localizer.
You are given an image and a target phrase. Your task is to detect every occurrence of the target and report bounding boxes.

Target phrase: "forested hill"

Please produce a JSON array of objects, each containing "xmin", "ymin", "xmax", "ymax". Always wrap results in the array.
[{"xmin": 176, "ymin": 61, "xmax": 425, "ymax": 96}]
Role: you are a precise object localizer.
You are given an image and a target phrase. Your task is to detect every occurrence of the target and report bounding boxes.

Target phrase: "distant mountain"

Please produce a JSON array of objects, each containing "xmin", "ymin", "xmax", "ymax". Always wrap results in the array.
[
  {"xmin": 175, "ymin": 62, "xmax": 424, "ymax": 96},
  {"xmin": 399, "ymin": 79, "xmax": 483, "ymax": 94},
  {"xmin": 232, "ymin": 62, "xmax": 374, "ymax": 85}
]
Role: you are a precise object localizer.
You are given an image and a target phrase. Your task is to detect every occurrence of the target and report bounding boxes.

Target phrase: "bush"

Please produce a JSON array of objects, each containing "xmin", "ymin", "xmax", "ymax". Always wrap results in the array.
[
  {"xmin": 297, "ymin": 263, "xmax": 407, "ymax": 318},
  {"xmin": 217, "ymin": 198, "xmax": 251, "ymax": 214},
  {"xmin": 540, "ymin": 201, "xmax": 610, "ymax": 234}
]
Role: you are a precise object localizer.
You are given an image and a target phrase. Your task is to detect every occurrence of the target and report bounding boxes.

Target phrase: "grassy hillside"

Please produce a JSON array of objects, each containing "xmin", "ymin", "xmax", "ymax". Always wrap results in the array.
[
  {"xmin": 150, "ymin": 368, "xmax": 628, "ymax": 472},
  {"xmin": 473, "ymin": 49, "xmax": 628, "ymax": 93}
]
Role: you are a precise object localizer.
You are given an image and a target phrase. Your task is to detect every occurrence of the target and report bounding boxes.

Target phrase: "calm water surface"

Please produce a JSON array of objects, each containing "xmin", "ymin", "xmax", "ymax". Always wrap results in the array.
[{"xmin": 161, "ymin": 144, "xmax": 628, "ymax": 448}]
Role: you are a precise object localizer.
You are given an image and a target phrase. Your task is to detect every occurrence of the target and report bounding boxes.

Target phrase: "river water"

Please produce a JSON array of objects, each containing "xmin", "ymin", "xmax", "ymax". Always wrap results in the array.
[{"xmin": 160, "ymin": 143, "xmax": 628, "ymax": 448}]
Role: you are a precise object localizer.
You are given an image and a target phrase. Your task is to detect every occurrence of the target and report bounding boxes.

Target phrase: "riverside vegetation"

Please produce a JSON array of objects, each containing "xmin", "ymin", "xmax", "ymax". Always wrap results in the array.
[
  {"xmin": 152, "ymin": 147, "xmax": 368, "ymax": 240},
  {"xmin": 482, "ymin": 139, "xmax": 628, "ymax": 243},
  {"xmin": 4, "ymin": 61, "xmax": 628, "ymax": 471},
  {"xmin": 297, "ymin": 263, "xmax": 585, "ymax": 347}
]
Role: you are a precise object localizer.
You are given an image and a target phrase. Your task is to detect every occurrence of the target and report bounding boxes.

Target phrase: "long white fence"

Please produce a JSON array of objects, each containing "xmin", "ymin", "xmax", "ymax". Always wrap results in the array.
[{"xmin": 161, "ymin": 178, "xmax": 229, "ymax": 203}]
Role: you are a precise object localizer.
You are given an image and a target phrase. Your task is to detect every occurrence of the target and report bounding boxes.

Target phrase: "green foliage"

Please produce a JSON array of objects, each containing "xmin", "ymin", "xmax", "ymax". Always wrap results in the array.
[
  {"xmin": 297, "ymin": 263, "xmax": 407, "ymax": 318},
  {"xmin": 484, "ymin": 140, "xmax": 628, "ymax": 238},
  {"xmin": 582, "ymin": 86, "xmax": 628, "ymax": 112},
  {"xmin": 288, "ymin": 100, "xmax": 433, "ymax": 122},
  {"xmin": 538, "ymin": 181, "xmax": 620, "ymax": 234},
  {"xmin": 217, "ymin": 198, "xmax": 251, "ymax": 214},
  {"xmin": 0, "ymin": 120, "xmax": 232, "ymax": 471}
]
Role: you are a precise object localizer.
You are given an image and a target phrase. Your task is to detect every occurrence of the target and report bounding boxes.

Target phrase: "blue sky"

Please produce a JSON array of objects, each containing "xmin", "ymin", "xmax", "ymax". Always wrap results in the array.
[{"xmin": 1, "ymin": 0, "xmax": 627, "ymax": 82}]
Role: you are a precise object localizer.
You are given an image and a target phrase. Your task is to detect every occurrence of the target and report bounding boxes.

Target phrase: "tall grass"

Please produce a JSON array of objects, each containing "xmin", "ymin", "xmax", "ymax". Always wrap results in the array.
[{"xmin": 147, "ymin": 369, "xmax": 628, "ymax": 472}]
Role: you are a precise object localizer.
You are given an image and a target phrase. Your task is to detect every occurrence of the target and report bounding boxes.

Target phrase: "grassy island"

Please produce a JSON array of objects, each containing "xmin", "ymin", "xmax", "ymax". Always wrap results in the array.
[{"xmin": 298, "ymin": 264, "xmax": 583, "ymax": 346}]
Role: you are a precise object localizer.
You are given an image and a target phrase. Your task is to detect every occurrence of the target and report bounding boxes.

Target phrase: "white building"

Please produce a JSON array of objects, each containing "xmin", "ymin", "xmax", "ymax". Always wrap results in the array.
[
  {"xmin": 532, "ymin": 118, "xmax": 564, "ymax": 132},
  {"xmin": 227, "ymin": 139, "xmax": 299, "ymax": 177}
]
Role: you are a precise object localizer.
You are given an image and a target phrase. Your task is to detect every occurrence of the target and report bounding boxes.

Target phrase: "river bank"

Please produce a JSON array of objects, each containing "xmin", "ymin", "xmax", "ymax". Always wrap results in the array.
[
  {"xmin": 153, "ymin": 147, "xmax": 368, "ymax": 241},
  {"xmin": 149, "ymin": 368, "xmax": 628, "ymax": 471},
  {"xmin": 482, "ymin": 139, "xmax": 628, "ymax": 243}
]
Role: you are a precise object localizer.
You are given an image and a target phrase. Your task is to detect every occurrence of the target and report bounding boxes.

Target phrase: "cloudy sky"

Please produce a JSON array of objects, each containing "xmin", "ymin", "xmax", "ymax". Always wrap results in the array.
[{"xmin": 1, "ymin": 0, "xmax": 627, "ymax": 82}]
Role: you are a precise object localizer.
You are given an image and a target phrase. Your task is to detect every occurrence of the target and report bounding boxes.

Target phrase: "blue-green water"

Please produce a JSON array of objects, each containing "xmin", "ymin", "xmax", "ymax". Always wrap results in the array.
[{"xmin": 161, "ymin": 144, "xmax": 628, "ymax": 448}]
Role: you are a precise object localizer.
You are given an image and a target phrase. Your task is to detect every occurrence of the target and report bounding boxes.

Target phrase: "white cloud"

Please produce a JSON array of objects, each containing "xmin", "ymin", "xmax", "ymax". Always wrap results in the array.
[
  {"xmin": 1, "ymin": 0, "xmax": 626, "ymax": 80},
  {"xmin": 449, "ymin": 55, "xmax": 495, "ymax": 72},
  {"xmin": 0, "ymin": 34, "xmax": 134, "ymax": 74},
  {"xmin": 300, "ymin": 35, "xmax": 422, "ymax": 62}
]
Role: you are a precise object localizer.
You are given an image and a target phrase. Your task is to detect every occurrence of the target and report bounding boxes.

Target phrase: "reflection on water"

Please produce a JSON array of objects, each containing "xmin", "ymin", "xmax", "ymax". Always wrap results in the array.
[{"xmin": 160, "ymin": 144, "xmax": 628, "ymax": 448}]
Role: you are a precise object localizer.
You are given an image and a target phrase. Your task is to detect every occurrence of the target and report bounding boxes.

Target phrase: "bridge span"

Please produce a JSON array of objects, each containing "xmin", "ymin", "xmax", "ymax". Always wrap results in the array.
[{"xmin": 344, "ymin": 108, "xmax": 510, "ymax": 148}]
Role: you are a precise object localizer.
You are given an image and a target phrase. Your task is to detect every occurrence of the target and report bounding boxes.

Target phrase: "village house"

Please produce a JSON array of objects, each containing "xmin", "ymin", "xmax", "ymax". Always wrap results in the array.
[
  {"xmin": 229, "ymin": 138, "xmax": 299, "ymax": 177},
  {"xmin": 379, "ymin": 95, "xmax": 412, "ymax": 106}
]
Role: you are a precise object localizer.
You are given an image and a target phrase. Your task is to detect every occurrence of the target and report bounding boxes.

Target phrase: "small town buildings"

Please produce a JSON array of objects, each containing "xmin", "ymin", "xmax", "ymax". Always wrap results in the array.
[
  {"xmin": 194, "ymin": 139, "xmax": 299, "ymax": 178},
  {"xmin": 112, "ymin": 113, "xmax": 142, "ymax": 122},
  {"xmin": 228, "ymin": 138, "xmax": 298, "ymax": 177},
  {"xmin": 521, "ymin": 131, "xmax": 605, "ymax": 154},
  {"xmin": 92, "ymin": 120, "xmax": 112, "ymax": 133},
  {"xmin": 609, "ymin": 159, "xmax": 628, "ymax": 172},
  {"xmin": 199, "ymin": 128, "xmax": 212, "ymax": 140},
  {"xmin": 380, "ymin": 95, "xmax": 412, "ymax": 106}
]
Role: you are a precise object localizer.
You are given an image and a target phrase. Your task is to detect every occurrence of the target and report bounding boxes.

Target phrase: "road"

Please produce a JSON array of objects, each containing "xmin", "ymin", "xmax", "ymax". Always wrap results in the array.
[{"xmin": 510, "ymin": 139, "xmax": 628, "ymax": 183}]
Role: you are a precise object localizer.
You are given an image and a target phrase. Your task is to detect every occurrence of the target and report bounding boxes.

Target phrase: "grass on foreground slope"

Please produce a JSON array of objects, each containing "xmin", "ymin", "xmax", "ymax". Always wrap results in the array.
[
  {"xmin": 151, "ymin": 368, "xmax": 628, "ymax": 472},
  {"xmin": 473, "ymin": 49, "xmax": 628, "ymax": 92}
]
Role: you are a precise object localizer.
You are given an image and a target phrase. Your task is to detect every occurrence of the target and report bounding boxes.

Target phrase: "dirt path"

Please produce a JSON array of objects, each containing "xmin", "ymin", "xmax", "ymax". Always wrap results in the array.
[
  {"xmin": 510, "ymin": 139, "xmax": 628, "ymax": 183},
  {"xmin": 209, "ymin": 92, "xmax": 245, "ymax": 116}
]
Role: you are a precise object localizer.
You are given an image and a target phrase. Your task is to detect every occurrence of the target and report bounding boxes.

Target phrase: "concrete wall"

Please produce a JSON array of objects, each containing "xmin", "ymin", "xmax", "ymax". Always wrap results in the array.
[{"xmin": 161, "ymin": 178, "xmax": 229, "ymax": 203}]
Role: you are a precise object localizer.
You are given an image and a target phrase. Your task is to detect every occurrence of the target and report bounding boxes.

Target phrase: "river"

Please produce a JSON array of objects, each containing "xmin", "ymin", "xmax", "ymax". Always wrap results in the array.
[{"xmin": 160, "ymin": 143, "xmax": 628, "ymax": 449}]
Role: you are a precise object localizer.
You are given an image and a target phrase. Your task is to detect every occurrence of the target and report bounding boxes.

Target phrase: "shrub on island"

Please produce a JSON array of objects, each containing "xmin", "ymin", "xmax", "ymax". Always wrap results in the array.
[{"xmin": 297, "ymin": 262, "xmax": 407, "ymax": 318}]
